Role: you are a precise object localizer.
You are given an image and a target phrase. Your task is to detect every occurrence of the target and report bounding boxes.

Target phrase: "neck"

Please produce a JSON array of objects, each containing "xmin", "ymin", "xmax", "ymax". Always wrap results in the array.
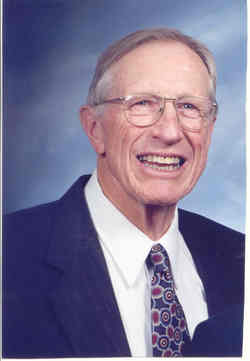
[
  {"xmin": 134, "ymin": 204, "xmax": 176, "ymax": 241},
  {"xmin": 97, "ymin": 162, "xmax": 177, "ymax": 241}
]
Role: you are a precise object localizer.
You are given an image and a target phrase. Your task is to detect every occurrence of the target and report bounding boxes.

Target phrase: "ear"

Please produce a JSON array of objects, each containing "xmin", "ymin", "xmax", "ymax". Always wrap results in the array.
[{"xmin": 80, "ymin": 105, "xmax": 105, "ymax": 155}]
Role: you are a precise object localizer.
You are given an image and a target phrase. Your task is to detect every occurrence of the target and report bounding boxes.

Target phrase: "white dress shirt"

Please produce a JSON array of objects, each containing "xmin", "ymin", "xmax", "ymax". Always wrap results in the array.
[{"xmin": 85, "ymin": 171, "xmax": 208, "ymax": 357}]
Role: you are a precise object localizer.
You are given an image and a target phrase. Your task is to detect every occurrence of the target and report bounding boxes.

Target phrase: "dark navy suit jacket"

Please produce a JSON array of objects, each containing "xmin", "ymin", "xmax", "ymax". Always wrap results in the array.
[
  {"xmin": 185, "ymin": 303, "xmax": 244, "ymax": 357},
  {"xmin": 3, "ymin": 175, "xmax": 245, "ymax": 358}
]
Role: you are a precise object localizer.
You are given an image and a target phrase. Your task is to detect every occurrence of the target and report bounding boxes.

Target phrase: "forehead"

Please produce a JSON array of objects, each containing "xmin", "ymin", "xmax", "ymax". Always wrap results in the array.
[{"xmin": 110, "ymin": 41, "xmax": 212, "ymax": 97}]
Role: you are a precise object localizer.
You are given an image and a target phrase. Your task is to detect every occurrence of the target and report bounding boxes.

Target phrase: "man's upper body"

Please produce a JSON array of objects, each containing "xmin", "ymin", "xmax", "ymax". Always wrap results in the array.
[
  {"xmin": 3, "ymin": 28, "xmax": 245, "ymax": 357},
  {"xmin": 85, "ymin": 171, "xmax": 209, "ymax": 355},
  {"xmin": 3, "ymin": 174, "xmax": 244, "ymax": 358}
]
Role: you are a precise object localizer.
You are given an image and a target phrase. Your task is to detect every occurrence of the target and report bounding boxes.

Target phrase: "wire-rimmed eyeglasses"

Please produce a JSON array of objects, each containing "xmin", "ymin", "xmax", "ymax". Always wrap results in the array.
[{"xmin": 94, "ymin": 93, "xmax": 217, "ymax": 132}]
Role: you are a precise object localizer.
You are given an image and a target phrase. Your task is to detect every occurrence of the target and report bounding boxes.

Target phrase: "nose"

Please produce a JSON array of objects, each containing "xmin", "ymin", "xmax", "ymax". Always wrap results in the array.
[{"xmin": 151, "ymin": 100, "xmax": 183, "ymax": 144}]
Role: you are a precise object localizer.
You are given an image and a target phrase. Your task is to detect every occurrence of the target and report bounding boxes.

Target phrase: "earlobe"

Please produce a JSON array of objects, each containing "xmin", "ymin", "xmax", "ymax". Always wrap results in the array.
[{"xmin": 79, "ymin": 105, "xmax": 105, "ymax": 155}]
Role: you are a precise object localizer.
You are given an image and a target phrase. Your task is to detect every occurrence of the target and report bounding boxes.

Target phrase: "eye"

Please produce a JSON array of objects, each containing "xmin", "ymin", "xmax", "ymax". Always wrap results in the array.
[
  {"xmin": 133, "ymin": 99, "xmax": 152, "ymax": 107},
  {"xmin": 177, "ymin": 101, "xmax": 201, "ymax": 118},
  {"xmin": 181, "ymin": 103, "xmax": 197, "ymax": 110},
  {"xmin": 127, "ymin": 96, "xmax": 159, "ymax": 115}
]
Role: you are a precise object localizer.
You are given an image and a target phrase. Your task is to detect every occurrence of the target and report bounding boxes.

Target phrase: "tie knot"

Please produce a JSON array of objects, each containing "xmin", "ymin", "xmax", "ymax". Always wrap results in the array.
[{"xmin": 148, "ymin": 244, "xmax": 172, "ymax": 276}]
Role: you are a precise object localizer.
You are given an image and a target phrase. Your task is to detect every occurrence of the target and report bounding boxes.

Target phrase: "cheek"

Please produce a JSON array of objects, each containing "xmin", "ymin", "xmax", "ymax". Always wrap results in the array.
[
  {"xmin": 106, "ymin": 125, "xmax": 146, "ymax": 190},
  {"xmin": 193, "ymin": 129, "xmax": 212, "ymax": 172},
  {"xmin": 201, "ymin": 126, "xmax": 213, "ymax": 159},
  {"xmin": 102, "ymin": 117, "xmax": 132, "ymax": 170},
  {"xmin": 102, "ymin": 112, "xmax": 123, "ymax": 151},
  {"xmin": 184, "ymin": 127, "xmax": 211, "ymax": 184}
]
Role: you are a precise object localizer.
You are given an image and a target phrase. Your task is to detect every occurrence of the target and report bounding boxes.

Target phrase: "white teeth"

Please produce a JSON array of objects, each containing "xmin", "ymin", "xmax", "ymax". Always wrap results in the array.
[
  {"xmin": 144, "ymin": 163, "xmax": 180, "ymax": 171},
  {"xmin": 137, "ymin": 154, "xmax": 183, "ymax": 171},
  {"xmin": 138, "ymin": 155, "xmax": 181, "ymax": 165}
]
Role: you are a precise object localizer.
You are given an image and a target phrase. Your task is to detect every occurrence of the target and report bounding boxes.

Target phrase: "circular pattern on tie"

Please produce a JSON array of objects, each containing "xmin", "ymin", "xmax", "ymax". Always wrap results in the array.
[
  {"xmin": 162, "ymin": 269, "xmax": 172, "ymax": 281},
  {"xmin": 149, "ymin": 244, "xmax": 190, "ymax": 357},
  {"xmin": 158, "ymin": 335, "xmax": 169, "ymax": 350},
  {"xmin": 160, "ymin": 308, "xmax": 171, "ymax": 327},
  {"xmin": 163, "ymin": 288, "xmax": 174, "ymax": 303}
]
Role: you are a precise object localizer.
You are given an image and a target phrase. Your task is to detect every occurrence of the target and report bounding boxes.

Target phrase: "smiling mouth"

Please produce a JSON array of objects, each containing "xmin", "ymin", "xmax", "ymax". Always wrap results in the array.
[{"xmin": 136, "ymin": 154, "xmax": 185, "ymax": 171}]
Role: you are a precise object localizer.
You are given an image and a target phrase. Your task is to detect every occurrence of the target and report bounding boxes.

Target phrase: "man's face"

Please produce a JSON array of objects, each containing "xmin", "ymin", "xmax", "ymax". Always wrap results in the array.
[{"xmin": 94, "ymin": 41, "xmax": 215, "ymax": 210}]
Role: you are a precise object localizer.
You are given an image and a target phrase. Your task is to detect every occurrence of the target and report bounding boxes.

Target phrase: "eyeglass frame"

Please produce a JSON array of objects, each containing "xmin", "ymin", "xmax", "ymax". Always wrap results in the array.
[{"xmin": 93, "ymin": 93, "xmax": 217, "ymax": 132}]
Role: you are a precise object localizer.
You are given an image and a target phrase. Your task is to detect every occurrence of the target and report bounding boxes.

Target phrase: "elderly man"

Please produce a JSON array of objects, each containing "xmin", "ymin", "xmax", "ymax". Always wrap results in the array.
[{"xmin": 3, "ymin": 28, "xmax": 244, "ymax": 358}]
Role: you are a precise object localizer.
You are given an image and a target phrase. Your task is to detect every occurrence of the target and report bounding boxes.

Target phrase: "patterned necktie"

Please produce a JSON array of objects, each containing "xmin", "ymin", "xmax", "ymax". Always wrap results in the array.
[{"xmin": 147, "ymin": 243, "xmax": 190, "ymax": 357}]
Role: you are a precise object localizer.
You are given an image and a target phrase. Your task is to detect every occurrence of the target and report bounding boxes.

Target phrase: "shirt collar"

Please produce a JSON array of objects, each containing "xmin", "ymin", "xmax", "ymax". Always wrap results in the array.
[{"xmin": 85, "ymin": 171, "xmax": 180, "ymax": 287}]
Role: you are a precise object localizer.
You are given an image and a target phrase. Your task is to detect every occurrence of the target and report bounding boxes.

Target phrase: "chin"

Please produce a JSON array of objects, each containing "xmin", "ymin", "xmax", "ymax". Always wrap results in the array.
[
  {"xmin": 134, "ymin": 188, "xmax": 181, "ymax": 207},
  {"xmin": 137, "ymin": 179, "xmax": 188, "ymax": 204}
]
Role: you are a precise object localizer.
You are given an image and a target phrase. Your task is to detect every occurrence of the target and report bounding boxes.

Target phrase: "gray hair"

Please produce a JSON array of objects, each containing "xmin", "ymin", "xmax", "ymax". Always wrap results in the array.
[{"xmin": 87, "ymin": 28, "xmax": 217, "ymax": 106}]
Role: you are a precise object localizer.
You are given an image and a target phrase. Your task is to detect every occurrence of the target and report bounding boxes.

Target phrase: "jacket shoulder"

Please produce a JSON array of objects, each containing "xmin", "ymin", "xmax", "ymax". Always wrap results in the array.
[
  {"xmin": 3, "ymin": 201, "xmax": 60, "ymax": 288},
  {"xmin": 4, "ymin": 201, "xmax": 58, "ymax": 246},
  {"xmin": 179, "ymin": 208, "xmax": 244, "ymax": 248},
  {"xmin": 3, "ymin": 174, "xmax": 91, "ymax": 241}
]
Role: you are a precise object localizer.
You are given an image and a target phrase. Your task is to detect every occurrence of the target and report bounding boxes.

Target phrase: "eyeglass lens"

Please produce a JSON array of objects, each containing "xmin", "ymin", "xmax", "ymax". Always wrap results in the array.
[{"xmin": 125, "ymin": 95, "xmax": 213, "ymax": 130}]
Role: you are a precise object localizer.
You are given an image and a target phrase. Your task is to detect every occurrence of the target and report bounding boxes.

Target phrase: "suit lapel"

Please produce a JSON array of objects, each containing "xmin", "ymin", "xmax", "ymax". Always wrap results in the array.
[
  {"xmin": 178, "ymin": 209, "xmax": 223, "ymax": 316},
  {"xmin": 46, "ymin": 176, "xmax": 131, "ymax": 357},
  {"xmin": 178, "ymin": 208, "xmax": 243, "ymax": 318}
]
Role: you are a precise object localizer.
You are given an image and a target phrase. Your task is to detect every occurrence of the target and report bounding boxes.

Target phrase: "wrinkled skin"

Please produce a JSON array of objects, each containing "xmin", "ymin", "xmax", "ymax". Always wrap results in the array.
[{"xmin": 81, "ymin": 41, "xmax": 215, "ymax": 240}]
